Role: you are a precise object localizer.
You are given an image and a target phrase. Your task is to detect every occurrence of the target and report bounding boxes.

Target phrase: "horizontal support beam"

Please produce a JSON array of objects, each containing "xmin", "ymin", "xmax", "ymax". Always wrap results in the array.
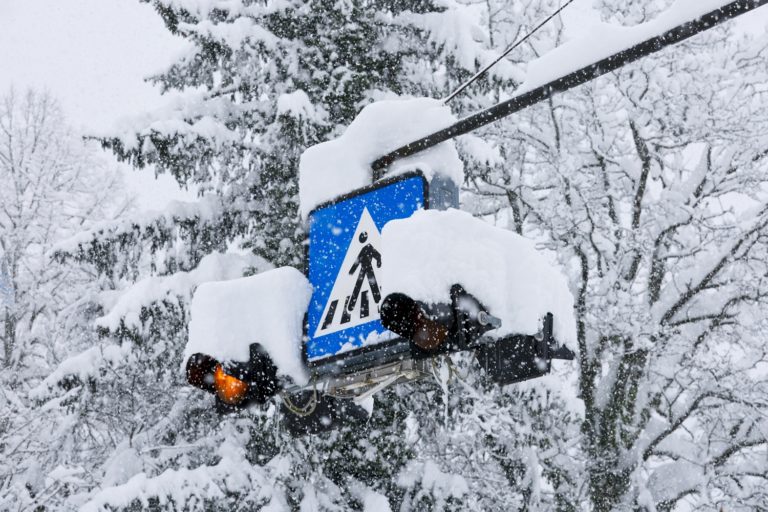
[{"xmin": 371, "ymin": 0, "xmax": 768, "ymax": 177}]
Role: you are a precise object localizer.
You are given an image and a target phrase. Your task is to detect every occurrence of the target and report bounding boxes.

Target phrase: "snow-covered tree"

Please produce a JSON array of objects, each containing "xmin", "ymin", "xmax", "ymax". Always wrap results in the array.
[
  {"xmin": 0, "ymin": 88, "xmax": 126, "ymax": 508},
  {"xmin": 30, "ymin": 1, "xmax": 768, "ymax": 510},
  {"xmin": 468, "ymin": 4, "xmax": 768, "ymax": 509},
  {"xmin": 46, "ymin": 1, "xmax": 546, "ymax": 510},
  {"xmin": 0, "ymin": 89, "xmax": 119, "ymax": 370}
]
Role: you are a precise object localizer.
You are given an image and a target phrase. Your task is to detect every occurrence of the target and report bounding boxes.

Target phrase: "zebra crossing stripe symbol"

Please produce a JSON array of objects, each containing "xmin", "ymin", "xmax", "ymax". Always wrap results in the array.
[{"xmin": 314, "ymin": 207, "xmax": 383, "ymax": 337}]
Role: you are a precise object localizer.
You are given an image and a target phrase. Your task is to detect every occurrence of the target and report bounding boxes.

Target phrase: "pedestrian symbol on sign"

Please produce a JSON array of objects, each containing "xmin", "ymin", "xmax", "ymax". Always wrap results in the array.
[
  {"xmin": 314, "ymin": 207, "xmax": 384, "ymax": 337},
  {"xmin": 347, "ymin": 231, "xmax": 382, "ymax": 312}
]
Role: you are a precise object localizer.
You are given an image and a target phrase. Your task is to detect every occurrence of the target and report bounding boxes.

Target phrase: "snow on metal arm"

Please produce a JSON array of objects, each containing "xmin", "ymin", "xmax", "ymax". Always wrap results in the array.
[{"xmin": 371, "ymin": 0, "xmax": 768, "ymax": 177}]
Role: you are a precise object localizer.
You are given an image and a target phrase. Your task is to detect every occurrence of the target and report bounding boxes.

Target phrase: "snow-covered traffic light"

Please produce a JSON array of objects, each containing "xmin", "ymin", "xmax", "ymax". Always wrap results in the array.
[
  {"xmin": 185, "ymin": 344, "xmax": 281, "ymax": 412},
  {"xmin": 379, "ymin": 292, "xmax": 451, "ymax": 352},
  {"xmin": 380, "ymin": 285, "xmax": 501, "ymax": 357},
  {"xmin": 183, "ymin": 169, "xmax": 578, "ymax": 432},
  {"xmin": 381, "ymin": 285, "xmax": 574, "ymax": 385}
]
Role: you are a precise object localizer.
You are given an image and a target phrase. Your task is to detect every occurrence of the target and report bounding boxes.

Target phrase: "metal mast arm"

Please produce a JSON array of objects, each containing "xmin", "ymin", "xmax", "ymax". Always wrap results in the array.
[{"xmin": 371, "ymin": 0, "xmax": 768, "ymax": 177}]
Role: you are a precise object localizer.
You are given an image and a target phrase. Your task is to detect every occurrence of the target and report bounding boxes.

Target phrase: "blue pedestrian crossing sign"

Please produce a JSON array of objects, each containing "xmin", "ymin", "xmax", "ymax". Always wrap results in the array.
[{"xmin": 304, "ymin": 172, "xmax": 428, "ymax": 363}]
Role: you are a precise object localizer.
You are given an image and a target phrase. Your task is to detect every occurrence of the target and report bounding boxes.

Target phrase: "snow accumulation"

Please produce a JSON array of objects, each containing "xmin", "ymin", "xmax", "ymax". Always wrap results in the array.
[
  {"xmin": 348, "ymin": 481, "xmax": 393, "ymax": 512},
  {"xmin": 647, "ymin": 461, "xmax": 704, "ymax": 503},
  {"xmin": 82, "ymin": 425, "xmax": 287, "ymax": 512},
  {"xmin": 397, "ymin": 460, "xmax": 468, "ymax": 501},
  {"xmin": 382, "ymin": 209, "xmax": 577, "ymax": 348},
  {"xmin": 101, "ymin": 89, "xmax": 237, "ymax": 152},
  {"xmin": 394, "ymin": 4, "xmax": 523, "ymax": 84},
  {"xmin": 97, "ymin": 252, "xmax": 268, "ymax": 332},
  {"xmin": 515, "ymin": 0, "xmax": 739, "ymax": 97},
  {"xmin": 298, "ymin": 97, "xmax": 461, "ymax": 218},
  {"xmin": 55, "ymin": 195, "xmax": 220, "ymax": 253},
  {"xmin": 29, "ymin": 344, "xmax": 132, "ymax": 401},
  {"xmin": 179, "ymin": 17, "xmax": 276, "ymax": 48},
  {"xmin": 276, "ymin": 89, "xmax": 327, "ymax": 124},
  {"xmin": 183, "ymin": 267, "xmax": 312, "ymax": 384}
]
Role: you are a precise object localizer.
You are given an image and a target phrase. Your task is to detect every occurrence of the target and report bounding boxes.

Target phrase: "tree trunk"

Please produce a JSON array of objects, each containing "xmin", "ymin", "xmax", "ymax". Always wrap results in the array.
[
  {"xmin": 3, "ymin": 310, "xmax": 15, "ymax": 367},
  {"xmin": 585, "ymin": 343, "xmax": 648, "ymax": 511}
]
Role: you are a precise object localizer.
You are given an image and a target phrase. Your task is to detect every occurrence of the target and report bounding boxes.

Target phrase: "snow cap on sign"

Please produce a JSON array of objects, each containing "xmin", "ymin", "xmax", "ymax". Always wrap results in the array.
[
  {"xmin": 183, "ymin": 266, "xmax": 312, "ymax": 385},
  {"xmin": 381, "ymin": 209, "xmax": 577, "ymax": 349},
  {"xmin": 298, "ymin": 97, "xmax": 462, "ymax": 219}
]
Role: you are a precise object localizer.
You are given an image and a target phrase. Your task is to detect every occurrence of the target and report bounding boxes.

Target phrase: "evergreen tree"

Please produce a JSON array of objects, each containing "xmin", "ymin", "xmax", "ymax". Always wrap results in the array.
[{"xmin": 47, "ymin": 1, "xmax": 545, "ymax": 510}]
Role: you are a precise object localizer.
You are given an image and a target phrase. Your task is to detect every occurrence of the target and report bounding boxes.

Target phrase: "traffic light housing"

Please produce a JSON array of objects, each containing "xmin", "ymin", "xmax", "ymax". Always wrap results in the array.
[
  {"xmin": 380, "ymin": 284, "xmax": 501, "ymax": 358},
  {"xmin": 475, "ymin": 312, "xmax": 575, "ymax": 385},
  {"xmin": 381, "ymin": 286, "xmax": 574, "ymax": 384},
  {"xmin": 185, "ymin": 343, "xmax": 281, "ymax": 412}
]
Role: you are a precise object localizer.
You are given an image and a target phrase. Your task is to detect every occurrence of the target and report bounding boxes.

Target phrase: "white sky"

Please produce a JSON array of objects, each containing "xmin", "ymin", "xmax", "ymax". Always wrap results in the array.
[
  {"xmin": 0, "ymin": 0, "xmax": 192, "ymax": 211},
  {"xmin": 0, "ymin": 0, "xmax": 187, "ymax": 132},
  {"xmin": 1, "ymin": 0, "xmax": 767, "ymax": 210}
]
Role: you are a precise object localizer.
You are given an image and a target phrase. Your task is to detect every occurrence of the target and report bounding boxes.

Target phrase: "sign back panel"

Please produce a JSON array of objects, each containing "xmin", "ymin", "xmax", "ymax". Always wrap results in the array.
[{"xmin": 304, "ymin": 172, "xmax": 427, "ymax": 362}]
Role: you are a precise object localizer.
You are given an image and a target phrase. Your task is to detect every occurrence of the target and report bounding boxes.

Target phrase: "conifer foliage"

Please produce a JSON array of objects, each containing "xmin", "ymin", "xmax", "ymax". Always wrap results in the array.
[
  {"xmin": 93, "ymin": 0, "xmax": 511, "ymax": 270},
  {"xmin": 39, "ymin": 1, "xmax": 551, "ymax": 510},
  {"xmin": 7, "ymin": 1, "xmax": 768, "ymax": 510}
]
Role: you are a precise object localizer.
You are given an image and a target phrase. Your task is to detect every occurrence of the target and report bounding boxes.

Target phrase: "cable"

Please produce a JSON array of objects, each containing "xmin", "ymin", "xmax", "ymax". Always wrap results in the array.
[
  {"xmin": 443, "ymin": 0, "xmax": 577, "ymax": 105},
  {"xmin": 280, "ymin": 380, "xmax": 318, "ymax": 417}
]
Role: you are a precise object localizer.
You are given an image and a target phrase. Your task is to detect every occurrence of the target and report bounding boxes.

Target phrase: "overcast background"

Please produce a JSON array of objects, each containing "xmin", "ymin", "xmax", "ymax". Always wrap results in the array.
[
  {"xmin": 2, "ymin": 0, "xmax": 767, "ymax": 212},
  {"xmin": 0, "ymin": 0, "xmax": 192, "ymax": 210}
]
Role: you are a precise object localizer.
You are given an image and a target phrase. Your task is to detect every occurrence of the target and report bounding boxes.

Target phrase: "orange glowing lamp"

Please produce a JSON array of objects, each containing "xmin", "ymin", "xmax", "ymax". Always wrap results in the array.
[
  {"xmin": 186, "ymin": 347, "xmax": 280, "ymax": 411},
  {"xmin": 213, "ymin": 364, "xmax": 249, "ymax": 405}
]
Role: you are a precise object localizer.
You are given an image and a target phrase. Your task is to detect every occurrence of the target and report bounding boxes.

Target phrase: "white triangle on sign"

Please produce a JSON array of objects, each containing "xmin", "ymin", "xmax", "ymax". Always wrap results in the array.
[{"xmin": 314, "ymin": 207, "xmax": 384, "ymax": 338}]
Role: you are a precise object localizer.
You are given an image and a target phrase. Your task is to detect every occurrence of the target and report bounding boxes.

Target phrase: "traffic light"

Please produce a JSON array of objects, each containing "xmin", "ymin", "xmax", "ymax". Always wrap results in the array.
[
  {"xmin": 381, "ymin": 285, "xmax": 574, "ymax": 384},
  {"xmin": 185, "ymin": 344, "xmax": 372, "ymax": 435},
  {"xmin": 380, "ymin": 284, "xmax": 500, "ymax": 358},
  {"xmin": 185, "ymin": 344, "xmax": 281, "ymax": 412}
]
